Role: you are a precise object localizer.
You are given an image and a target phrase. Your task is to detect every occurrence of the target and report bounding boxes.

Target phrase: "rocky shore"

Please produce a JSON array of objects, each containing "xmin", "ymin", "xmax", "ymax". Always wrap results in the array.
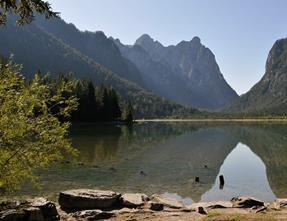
[{"xmin": 1, "ymin": 189, "xmax": 287, "ymax": 221}]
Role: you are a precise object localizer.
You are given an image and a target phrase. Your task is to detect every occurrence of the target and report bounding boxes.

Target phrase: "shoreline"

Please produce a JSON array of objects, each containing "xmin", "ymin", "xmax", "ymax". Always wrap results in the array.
[
  {"xmin": 2, "ymin": 189, "xmax": 287, "ymax": 221},
  {"xmin": 136, "ymin": 118, "xmax": 287, "ymax": 123}
]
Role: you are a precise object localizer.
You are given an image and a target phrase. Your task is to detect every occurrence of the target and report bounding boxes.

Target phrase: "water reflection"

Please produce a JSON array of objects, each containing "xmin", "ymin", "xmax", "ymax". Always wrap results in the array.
[
  {"xmin": 202, "ymin": 143, "xmax": 276, "ymax": 202},
  {"xmin": 9, "ymin": 122, "xmax": 287, "ymax": 203}
]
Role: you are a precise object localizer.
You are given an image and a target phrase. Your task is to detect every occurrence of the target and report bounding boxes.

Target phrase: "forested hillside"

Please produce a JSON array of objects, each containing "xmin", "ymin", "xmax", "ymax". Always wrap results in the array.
[{"xmin": 0, "ymin": 16, "xmax": 198, "ymax": 118}]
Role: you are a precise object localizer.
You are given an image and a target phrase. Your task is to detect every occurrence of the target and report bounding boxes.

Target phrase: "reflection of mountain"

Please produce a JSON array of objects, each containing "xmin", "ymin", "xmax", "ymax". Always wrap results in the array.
[
  {"xmin": 202, "ymin": 143, "xmax": 276, "ymax": 202},
  {"xmin": 113, "ymin": 127, "xmax": 238, "ymax": 202},
  {"xmin": 14, "ymin": 123, "xmax": 287, "ymax": 203},
  {"xmin": 225, "ymin": 125, "xmax": 287, "ymax": 198}
]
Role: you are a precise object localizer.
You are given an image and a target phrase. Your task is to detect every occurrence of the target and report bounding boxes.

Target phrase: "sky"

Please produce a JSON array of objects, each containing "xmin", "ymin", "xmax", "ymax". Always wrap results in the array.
[{"xmin": 48, "ymin": 0, "xmax": 287, "ymax": 95}]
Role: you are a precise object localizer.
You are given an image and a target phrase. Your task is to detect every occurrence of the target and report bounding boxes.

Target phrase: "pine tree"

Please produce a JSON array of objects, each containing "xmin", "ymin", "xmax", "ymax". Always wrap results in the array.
[
  {"xmin": 0, "ymin": 0, "xmax": 59, "ymax": 25},
  {"xmin": 122, "ymin": 101, "xmax": 133, "ymax": 123}
]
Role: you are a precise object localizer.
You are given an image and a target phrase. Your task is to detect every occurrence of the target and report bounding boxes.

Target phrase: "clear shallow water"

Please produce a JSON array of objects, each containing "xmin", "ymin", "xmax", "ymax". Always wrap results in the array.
[{"xmin": 8, "ymin": 122, "xmax": 287, "ymax": 204}]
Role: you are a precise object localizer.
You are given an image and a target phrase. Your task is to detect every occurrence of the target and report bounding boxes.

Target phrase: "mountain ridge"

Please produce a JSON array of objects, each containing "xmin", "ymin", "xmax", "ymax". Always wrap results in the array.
[
  {"xmin": 225, "ymin": 37, "xmax": 287, "ymax": 114},
  {"xmin": 0, "ymin": 16, "xmax": 198, "ymax": 118},
  {"xmin": 115, "ymin": 34, "xmax": 239, "ymax": 109}
]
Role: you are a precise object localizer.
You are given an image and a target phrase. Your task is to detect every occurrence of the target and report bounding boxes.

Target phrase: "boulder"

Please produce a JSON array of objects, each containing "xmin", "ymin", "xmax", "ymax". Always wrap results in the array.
[
  {"xmin": 24, "ymin": 207, "xmax": 44, "ymax": 221},
  {"xmin": 147, "ymin": 201, "xmax": 164, "ymax": 211},
  {"xmin": 151, "ymin": 195, "xmax": 185, "ymax": 209},
  {"xmin": 72, "ymin": 209, "xmax": 114, "ymax": 220},
  {"xmin": 231, "ymin": 196, "xmax": 264, "ymax": 208},
  {"xmin": 29, "ymin": 198, "xmax": 58, "ymax": 220},
  {"xmin": 0, "ymin": 209, "xmax": 26, "ymax": 221},
  {"xmin": 197, "ymin": 206, "xmax": 207, "ymax": 215},
  {"xmin": 121, "ymin": 193, "xmax": 148, "ymax": 208},
  {"xmin": 275, "ymin": 198, "xmax": 287, "ymax": 208},
  {"xmin": 58, "ymin": 189, "xmax": 121, "ymax": 210}
]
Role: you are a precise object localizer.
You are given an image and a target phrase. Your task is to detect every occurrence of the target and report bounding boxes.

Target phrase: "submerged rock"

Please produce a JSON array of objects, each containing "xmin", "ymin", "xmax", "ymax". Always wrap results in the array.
[
  {"xmin": 58, "ymin": 189, "xmax": 121, "ymax": 210},
  {"xmin": 121, "ymin": 193, "xmax": 149, "ymax": 208}
]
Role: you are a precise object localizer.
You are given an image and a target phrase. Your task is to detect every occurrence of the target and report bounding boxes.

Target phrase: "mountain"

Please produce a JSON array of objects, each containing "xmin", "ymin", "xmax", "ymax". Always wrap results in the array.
[
  {"xmin": 35, "ymin": 17, "xmax": 144, "ymax": 86},
  {"xmin": 226, "ymin": 38, "xmax": 287, "ymax": 114},
  {"xmin": 0, "ymin": 16, "xmax": 198, "ymax": 118},
  {"xmin": 114, "ymin": 34, "xmax": 239, "ymax": 110}
]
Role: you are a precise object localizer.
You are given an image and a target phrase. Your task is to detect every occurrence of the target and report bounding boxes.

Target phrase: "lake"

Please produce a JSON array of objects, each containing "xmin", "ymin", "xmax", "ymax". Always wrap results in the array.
[{"xmin": 11, "ymin": 122, "xmax": 287, "ymax": 204}]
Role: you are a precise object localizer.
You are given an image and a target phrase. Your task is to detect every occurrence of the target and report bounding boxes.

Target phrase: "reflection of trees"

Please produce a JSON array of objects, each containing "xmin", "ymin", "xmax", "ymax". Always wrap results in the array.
[
  {"xmin": 70, "ymin": 124, "xmax": 122, "ymax": 164},
  {"xmin": 223, "ymin": 124, "xmax": 287, "ymax": 198},
  {"xmin": 38, "ymin": 123, "xmax": 287, "ymax": 202}
]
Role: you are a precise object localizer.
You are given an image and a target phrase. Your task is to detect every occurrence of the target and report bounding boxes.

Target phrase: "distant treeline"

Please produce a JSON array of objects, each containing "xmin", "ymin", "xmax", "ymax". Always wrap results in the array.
[{"xmin": 33, "ymin": 73, "xmax": 134, "ymax": 123}]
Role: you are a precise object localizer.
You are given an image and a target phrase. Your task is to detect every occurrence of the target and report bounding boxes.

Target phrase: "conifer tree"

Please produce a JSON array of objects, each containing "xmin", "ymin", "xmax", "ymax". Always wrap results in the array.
[{"xmin": 0, "ymin": 0, "xmax": 58, "ymax": 25}]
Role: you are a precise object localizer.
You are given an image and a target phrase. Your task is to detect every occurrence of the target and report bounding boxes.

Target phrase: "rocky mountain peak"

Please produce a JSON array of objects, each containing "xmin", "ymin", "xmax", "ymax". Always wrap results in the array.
[
  {"xmin": 191, "ymin": 36, "xmax": 201, "ymax": 44},
  {"xmin": 135, "ymin": 34, "xmax": 154, "ymax": 45},
  {"xmin": 116, "ymin": 34, "xmax": 238, "ymax": 109},
  {"xmin": 265, "ymin": 38, "xmax": 287, "ymax": 74},
  {"xmin": 225, "ymin": 37, "xmax": 287, "ymax": 113}
]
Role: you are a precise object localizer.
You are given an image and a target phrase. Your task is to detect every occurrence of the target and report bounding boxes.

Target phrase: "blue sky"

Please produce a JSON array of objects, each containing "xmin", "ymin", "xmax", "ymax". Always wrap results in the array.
[{"xmin": 49, "ymin": 0, "xmax": 287, "ymax": 95}]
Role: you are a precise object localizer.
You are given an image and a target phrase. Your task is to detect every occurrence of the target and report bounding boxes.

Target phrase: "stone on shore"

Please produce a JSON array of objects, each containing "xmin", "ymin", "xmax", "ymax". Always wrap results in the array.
[
  {"xmin": 275, "ymin": 198, "xmax": 287, "ymax": 208},
  {"xmin": 151, "ymin": 194, "xmax": 185, "ymax": 209},
  {"xmin": 197, "ymin": 206, "xmax": 207, "ymax": 215},
  {"xmin": 58, "ymin": 189, "xmax": 121, "ymax": 210},
  {"xmin": 0, "ymin": 209, "xmax": 26, "ymax": 221},
  {"xmin": 29, "ymin": 197, "xmax": 59, "ymax": 220},
  {"xmin": 24, "ymin": 207, "xmax": 44, "ymax": 221},
  {"xmin": 231, "ymin": 196, "xmax": 264, "ymax": 208},
  {"xmin": 189, "ymin": 201, "xmax": 233, "ymax": 211},
  {"xmin": 147, "ymin": 201, "xmax": 164, "ymax": 211},
  {"xmin": 0, "ymin": 198, "xmax": 58, "ymax": 221},
  {"xmin": 120, "ymin": 193, "xmax": 149, "ymax": 208},
  {"xmin": 72, "ymin": 209, "xmax": 114, "ymax": 220}
]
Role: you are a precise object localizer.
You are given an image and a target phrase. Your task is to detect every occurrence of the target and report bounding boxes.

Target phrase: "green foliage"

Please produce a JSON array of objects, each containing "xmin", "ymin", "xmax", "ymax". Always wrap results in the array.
[
  {"xmin": 0, "ymin": 0, "xmax": 58, "ymax": 25},
  {"xmin": 72, "ymin": 79, "xmax": 122, "ymax": 122},
  {"xmin": 0, "ymin": 61, "xmax": 78, "ymax": 193},
  {"xmin": 122, "ymin": 101, "xmax": 133, "ymax": 123}
]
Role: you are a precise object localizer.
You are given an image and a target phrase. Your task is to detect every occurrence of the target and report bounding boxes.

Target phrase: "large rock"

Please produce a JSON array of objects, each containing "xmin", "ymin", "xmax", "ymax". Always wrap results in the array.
[
  {"xmin": 24, "ymin": 207, "xmax": 44, "ymax": 221},
  {"xmin": 231, "ymin": 196, "xmax": 264, "ymax": 208},
  {"xmin": 151, "ymin": 194, "xmax": 185, "ymax": 209},
  {"xmin": 29, "ymin": 198, "xmax": 58, "ymax": 220},
  {"xmin": 275, "ymin": 198, "xmax": 287, "ymax": 208},
  {"xmin": 0, "ymin": 209, "xmax": 26, "ymax": 221},
  {"xmin": 0, "ymin": 198, "xmax": 58, "ymax": 221},
  {"xmin": 58, "ymin": 189, "xmax": 121, "ymax": 210},
  {"xmin": 121, "ymin": 193, "xmax": 149, "ymax": 208},
  {"xmin": 147, "ymin": 201, "xmax": 164, "ymax": 211}
]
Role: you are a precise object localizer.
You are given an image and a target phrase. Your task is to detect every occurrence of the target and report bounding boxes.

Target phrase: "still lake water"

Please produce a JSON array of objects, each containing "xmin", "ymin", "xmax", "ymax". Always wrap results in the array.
[{"xmin": 14, "ymin": 122, "xmax": 287, "ymax": 203}]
